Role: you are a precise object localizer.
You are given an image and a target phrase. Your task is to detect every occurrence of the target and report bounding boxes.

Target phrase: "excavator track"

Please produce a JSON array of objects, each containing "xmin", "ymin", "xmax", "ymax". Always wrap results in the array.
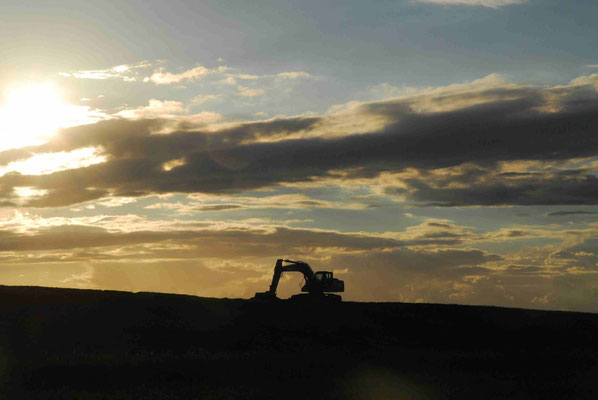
[{"xmin": 289, "ymin": 293, "xmax": 342, "ymax": 303}]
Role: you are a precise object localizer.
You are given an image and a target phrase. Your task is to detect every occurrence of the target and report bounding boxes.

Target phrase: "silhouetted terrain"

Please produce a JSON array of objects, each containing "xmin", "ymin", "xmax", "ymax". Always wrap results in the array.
[{"xmin": 1, "ymin": 285, "xmax": 597, "ymax": 399}]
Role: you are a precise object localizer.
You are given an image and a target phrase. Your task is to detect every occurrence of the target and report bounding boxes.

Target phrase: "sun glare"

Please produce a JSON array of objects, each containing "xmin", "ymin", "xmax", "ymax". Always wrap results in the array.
[
  {"xmin": 0, "ymin": 147, "xmax": 107, "ymax": 177},
  {"xmin": 0, "ymin": 82, "xmax": 68, "ymax": 151}
]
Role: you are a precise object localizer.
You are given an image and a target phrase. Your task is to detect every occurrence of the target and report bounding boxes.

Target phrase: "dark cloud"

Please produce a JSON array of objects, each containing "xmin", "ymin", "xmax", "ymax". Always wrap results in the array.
[
  {"xmin": 328, "ymin": 247, "xmax": 501, "ymax": 302},
  {"xmin": 212, "ymin": 116, "xmax": 321, "ymax": 145},
  {"xmin": 2, "ymin": 83, "xmax": 598, "ymax": 207},
  {"xmin": 194, "ymin": 204, "xmax": 243, "ymax": 211},
  {"xmin": 505, "ymin": 265, "xmax": 545, "ymax": 274},
  {"xmin": 546, "ymin": 210, "xmax": 598, "ymax": 217},
  {"xmin": 0, "ymin": 224, "xmax": 414, "ymax": 262},
  {"xmin": 420, "ymin": 231, "xmax": 465, "ymax": 239},
  {"xmin": 425, "ymin": 222, "xmax": 453, "ymax": 228},
  {"xmin": 332, "ymin": 247, "xmax": 501, "ymax": 274},
  {"xmin": 0, "ymin": 145, "xmax": 41, "ymax": 166},
  {"xmin": 549, "ymin": 249, "xmax": 598, "ymax": 271},
  {"xmin": 392, "ymin": 171, "xmax": 598, "ymax": 207}
]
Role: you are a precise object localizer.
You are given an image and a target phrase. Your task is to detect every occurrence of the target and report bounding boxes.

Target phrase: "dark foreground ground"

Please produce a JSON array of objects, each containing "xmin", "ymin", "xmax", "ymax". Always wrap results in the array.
[{"xmin": 0, "ymin": 286, "xmax": 597, "ymax": 399}]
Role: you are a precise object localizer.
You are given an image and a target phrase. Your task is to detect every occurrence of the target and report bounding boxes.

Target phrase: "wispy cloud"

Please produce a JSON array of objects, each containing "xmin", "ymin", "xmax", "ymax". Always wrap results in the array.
[
  {"xmin": 143, "ymin": 65, "xmax": 230, "ymax": 85},
  {"xmin": 546, "ymin": 211, "xmax": 598, "ymax": 217},
  {"xmin": 237, "ymin": 85, "xmax": 265, "ymax": 97},
  {"xmin": 115, "ymin": 99, "xmax": 222, "ymax": 124},
  {"xmin": 59, "ymin": 61, "xmax": 152, "ymax": 82},
  {"xmin": 276, "ymin": 71, "xmax": 311, "ymax": 79},
  {"xmin": 144, "ymin": 193, "xmax": 365, "ymax": 213},
  {"xmin": 191, "ymin": 94, "xmax": 221, "ymax": 104},
  {"xmin": 570, "ymin": 73, "xmax": 598, "ymax": 88},
  {"xmin": 414, "ymin": 0, "xmax": 527, "ymax": 8},
  {"xmin": 116, "ymin": 99, "xmax": 188, "ymax": 119}
]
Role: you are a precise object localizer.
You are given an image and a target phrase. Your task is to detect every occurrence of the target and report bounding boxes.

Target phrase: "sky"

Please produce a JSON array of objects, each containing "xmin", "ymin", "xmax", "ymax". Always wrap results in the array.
[{"xmin": 1, "ymin": 0, "xmax": 598, "ymax": 312}]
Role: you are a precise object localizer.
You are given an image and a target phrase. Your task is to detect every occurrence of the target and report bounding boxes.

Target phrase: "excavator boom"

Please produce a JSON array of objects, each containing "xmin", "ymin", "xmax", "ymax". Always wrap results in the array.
[{"xmin": 267, "ymin": 259, "xmax": 315, "ymax": 295}]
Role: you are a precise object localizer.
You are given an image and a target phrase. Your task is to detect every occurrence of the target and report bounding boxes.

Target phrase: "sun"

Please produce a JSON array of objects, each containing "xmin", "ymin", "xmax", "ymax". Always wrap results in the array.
[{"xmin": 0, "ymin": 82, "xmax": 67, "ymax": 151}]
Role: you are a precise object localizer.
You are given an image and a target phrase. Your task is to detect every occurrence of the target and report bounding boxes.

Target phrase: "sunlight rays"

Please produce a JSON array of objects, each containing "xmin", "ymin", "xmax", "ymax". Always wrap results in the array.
[
  {"xmin": 0, "ymin": 82, "xmax": 106, "ymax": 152},
  {"xmin": 0, "ymin": 147, "xmax": 107, "ymax": 177},
  {"xmin": 0, "ymin": 82, "xmax": 65, "ymax": 150}
]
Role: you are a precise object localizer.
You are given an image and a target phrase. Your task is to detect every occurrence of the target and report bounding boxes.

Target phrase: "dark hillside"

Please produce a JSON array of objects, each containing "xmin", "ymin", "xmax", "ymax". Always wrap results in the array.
[{"xmin": 1, "ymin": 285, "xmax": 597, "ymax": 399}]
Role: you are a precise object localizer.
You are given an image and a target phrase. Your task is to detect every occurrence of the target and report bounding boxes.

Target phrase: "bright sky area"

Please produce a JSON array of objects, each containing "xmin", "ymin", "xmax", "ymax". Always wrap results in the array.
[{"xmin": 1, "ymin": 0, "xmax": 598, "ymax": 312}]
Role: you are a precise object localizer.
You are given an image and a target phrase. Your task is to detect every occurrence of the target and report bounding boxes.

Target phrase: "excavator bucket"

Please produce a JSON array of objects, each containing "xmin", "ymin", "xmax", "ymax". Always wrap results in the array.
[{"xmin": 252, "ymin": 291, "xmax": 280, "ymax": 301}]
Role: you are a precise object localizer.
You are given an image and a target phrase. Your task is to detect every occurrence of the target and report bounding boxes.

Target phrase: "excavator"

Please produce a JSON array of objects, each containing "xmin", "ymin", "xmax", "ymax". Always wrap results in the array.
[{"xmin": 253, "ymin": 259, "xmax": 345, "ymax": 302}]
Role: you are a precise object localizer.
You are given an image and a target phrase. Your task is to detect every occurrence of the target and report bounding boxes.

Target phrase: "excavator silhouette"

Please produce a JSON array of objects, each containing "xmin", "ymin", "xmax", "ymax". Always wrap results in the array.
[{"xmin": 253, "ymin": 259, "xmax": 344, "ymax": 302}]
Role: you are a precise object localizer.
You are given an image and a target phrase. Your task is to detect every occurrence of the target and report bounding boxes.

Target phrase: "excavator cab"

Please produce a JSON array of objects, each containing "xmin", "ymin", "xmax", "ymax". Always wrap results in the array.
[
  {"xmin": 315, "ymin": 271, "xmax": 333, "ymax": 282},
  {"xmin": 306, "ymin": 270, "xmax": 343, "ymax": 294}
]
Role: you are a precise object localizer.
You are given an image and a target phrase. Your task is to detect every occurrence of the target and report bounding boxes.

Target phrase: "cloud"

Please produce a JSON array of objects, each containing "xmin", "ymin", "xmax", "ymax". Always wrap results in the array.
[
  {"xmin": 0, "ymin": 147, "xmax": 106, "ymax": 177},
  {"xmin": 81, "ymin": 260, "xmax": 266, "ymax": 298},
  {"xmin": 143, "ymin": 65, "xmax": 229, "ymax": 85},
  {"xmin": 327, "ymin": 247, "xmax": 501, "ymax": 302},
  {"xmin": 569, "ymin": 74, "xmax": 598, "ymax": 89},
  {"xmin": 2, "ymin": 75, "xmax": 598, "ymax": 207},
  {"xmin": 191, "ymin": 94, "xmax": 221, "ymax": 104},
  {"xmin": 546, "ymin": 211, "xmax": 598, "ymax": 217},
  {"xmin": 334, "ymin": 248, "xmax": 501, "ymax": 275},
  {"xmin": 363, "ymin": 73, "xmax": 515, "ymax": 104},
  {"xmin": 390, "ymin": 170, "xmax": 598, "ymax": 207},
  {"xmin": 548, "ymin": 250, "xmax": 598, "ymax": 272},
  {"xmin": 323, "ymin": 243, "xmax": 598, "ymax": 310},
  {"xmin": 0, "ymin": 211, "xmax": 509, "ymax": 302},
  {"xmin": 413, "ymin": 0, "xmax": 527, "ymax": 8},
  {"xmin": 235, "ymin": 74, "xmax": 260, "ymax": 80},
  {"xmin": 0, "ymin": 222, "xmax": 408, "ymax": 261},
  {"xmin": 60, "ymin": 61, "xmax": 152, "ymax": 82},
  {"xmin": 237, "ymin": 86, "xmax": 265, "ymax": 97},
  {"xmin": 144, "ymin": 193, "xmax": 366, "ymax": 214},
  {"xmin": 0, "ymin": 211, "xmax": 508, "ymax": 263},
  {"xmin": 161, "ymin": 158, "xmax": 187, "ymax": 172},
  {"xmin": 214, "ymin": 70, "xmax": 313, "ymax": 94},
  {"xmin": 219, "ymin": 76, "xmax": 237, "ymax": 85},
  {"xmin": 116, "ymin": 99, "xmax": 188, "ymax": 119},
  {"xmin": 276, "ymin": 71, "xmax": 311, "ymax": 79},
  {"xmin": 60, "ymin": 61, "xmax": 313, "ymax": 93},
  {"xmin": 504, "ymin": 265, "xmax": 545, "ymax": 274},
  {"xmin": 4, "ymin": 210, "xmax": 598, "ymax": 310},
  {"xmin": 192, "ymin": 204, "xmax": 244, "ymax": 212},
  {"xmin": 116, "ymin": 99, "xmax": 223, "ymax": 126}
]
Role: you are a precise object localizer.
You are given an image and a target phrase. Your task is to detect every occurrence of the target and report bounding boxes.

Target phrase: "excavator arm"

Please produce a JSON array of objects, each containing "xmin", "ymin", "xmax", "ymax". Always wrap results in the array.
[{"xmin": 266, "ymin": 259, "xmax": 315, "ymax": 296}]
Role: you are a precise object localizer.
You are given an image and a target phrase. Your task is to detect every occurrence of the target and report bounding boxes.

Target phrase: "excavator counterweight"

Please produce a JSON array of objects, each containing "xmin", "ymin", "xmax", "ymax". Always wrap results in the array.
[{"xmin": 253, "ymin": 259, "xmax": 344, "ymax": 302}]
